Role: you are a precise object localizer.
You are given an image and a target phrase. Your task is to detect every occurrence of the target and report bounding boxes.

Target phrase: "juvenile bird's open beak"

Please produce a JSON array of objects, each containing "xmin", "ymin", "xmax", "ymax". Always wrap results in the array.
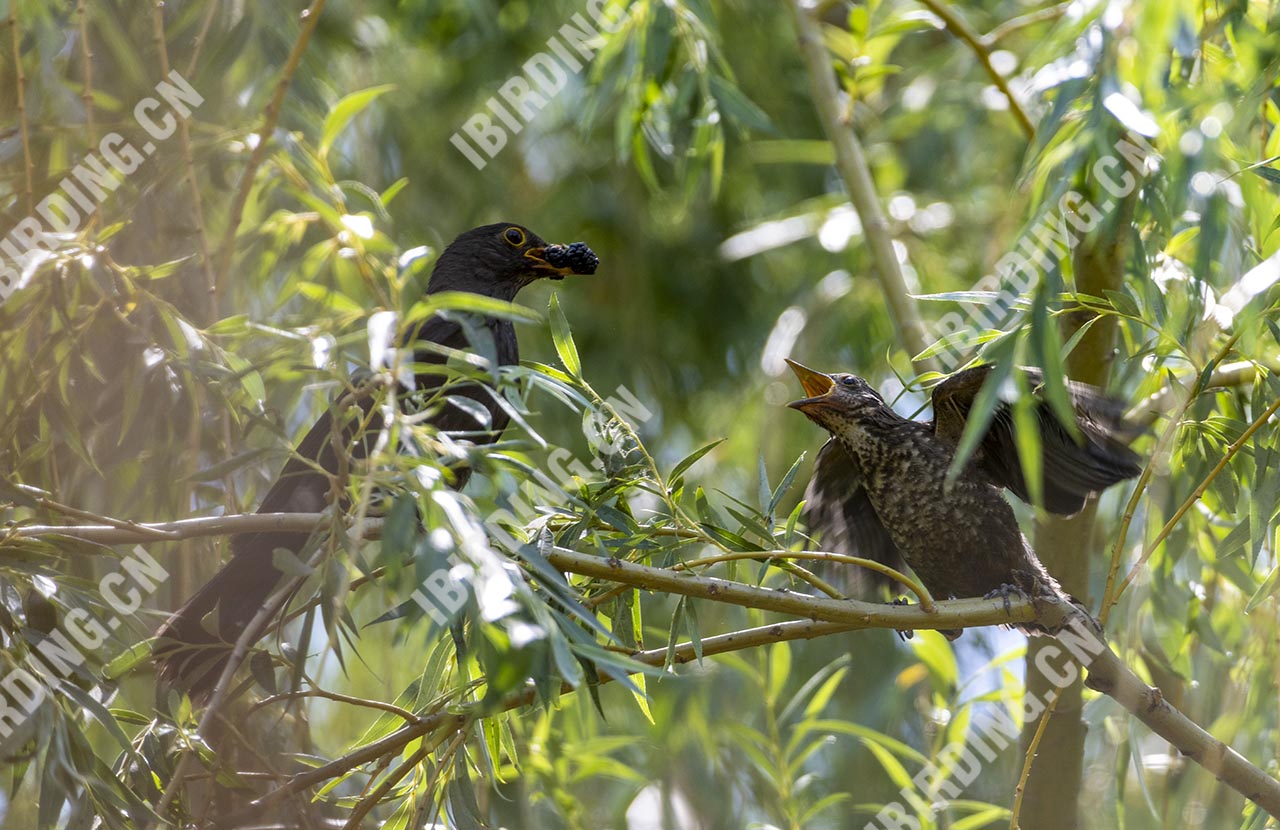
[
  {"xmin": 525, "ymin": 242, "xmax": 600, "ymax": 280},
  {"xmin": 785, "ymin": 359, "xmax": 836, "ymax": 411}
]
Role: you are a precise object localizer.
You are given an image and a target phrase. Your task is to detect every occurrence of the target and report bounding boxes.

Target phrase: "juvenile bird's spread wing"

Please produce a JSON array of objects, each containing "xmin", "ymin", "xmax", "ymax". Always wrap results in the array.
[
  {"xmin": 930, "ymin": 365, "xmax": 1142, "ymax": 515},
  {"xmin": 802, "ymin": 438, "xmax": 906, "ymax": 594}
]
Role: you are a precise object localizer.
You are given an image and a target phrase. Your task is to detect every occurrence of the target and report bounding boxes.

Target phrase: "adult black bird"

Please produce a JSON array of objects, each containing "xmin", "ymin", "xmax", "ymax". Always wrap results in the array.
[
  {"xmin": 786, "ymin": 361, "xmax": 1141, "ymax": 637},
  {"xmin": 155, "ymin": 223, "xmax": 599, "ymax": 695}
]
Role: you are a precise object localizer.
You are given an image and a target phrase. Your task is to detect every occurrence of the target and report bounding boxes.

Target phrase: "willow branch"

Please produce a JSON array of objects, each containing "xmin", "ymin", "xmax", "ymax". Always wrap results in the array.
[
  {"xmin": 77, "ymin": 0, "xmax": 97, "ymax": 189},
  {"xmin": 12, "ymin": 506, "xmax": 1010, "ymax": 627},
  {"xmin": 16, "ymin": 514, "xmax": 932, "ymax": 606},
  {"xmin": 150, "ymin": 0, "xmax": 218, "ymax": 324},
  {"xmin": 212, "ymin": 0, "xmax": 326, "ymax": 289},
  {"xmin": 545, "ymin": 546, "xmax": 1005, "ymax": 631},
  {"xmin": 340, "ymin": 729, "xmax": 452, "ymax": 830},
  {"xmin": 184, "ymin": 0, "xmax": 220, "ymax": 77},
  {"xmin": 16, "ymin": 510, "xmax": 1278, "ymax": 815},
  {"xmin": 8, "ymin": 5, "xmax": 34, "ymax": 214},
  {"xmin": 220, "ymin": 591, "xmax": 1280, "ymax": 821},
  {"xmin": 789, "ymin": 0, "xmax": 937, "ymax": 371},
  {"xmin": 11, "ymin": 511, "xmax": 343, "ymax": 543},
  {"xmin": 218, "ymin": 616, "xmax": 864, "ymax": 824},
  {"xmin": 1101, "ymin": 341, "xmax": 1245, "ymax": 623},
  {"xmin": 251, "ymin": 688, "xmax": 423, "ymax": 725},
  {"xmin": 1125, "ymin": 359, "xmax": 1260, "ymax": 426},
  {"xmin": 1111, "ymin": 393, "xmax": 1280, "ymax": 605},
  {"xmin": 981, "ymin": 2, "xmax": 1071, "ymax": 47},
  {"xmin": 1082, "ymin": 633, "xmax": 1280, "ymax": 816},
  {"xmin": 15, "ymin": 484, "xmax": 183, "ymax": 540},
  {"xmin": 914, "ymin": 0, "xmax": 1035, "ymax": 139},
  {"xmin": 1010, "ymin": 686, "xmax": 1064, "ymax": 829}
]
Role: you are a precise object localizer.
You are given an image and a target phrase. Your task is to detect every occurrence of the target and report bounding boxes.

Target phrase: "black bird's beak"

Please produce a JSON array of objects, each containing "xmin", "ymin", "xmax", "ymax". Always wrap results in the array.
[
  {"xmin": 785, "ymin": 359, "xmax": 836, "ymax": 412},
  {"xmin": 525, "ymin": 242, "xmax": 600, "ymax": 280}
]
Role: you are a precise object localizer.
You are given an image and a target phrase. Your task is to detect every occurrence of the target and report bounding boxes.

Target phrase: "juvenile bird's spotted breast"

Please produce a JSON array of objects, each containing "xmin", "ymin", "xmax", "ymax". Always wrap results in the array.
[
  {"xmin": 788, "ymin": 362, "xmax": 1139, "ymax": 636},
  {"xmin": 833, "ymin": 419, "xmax": 1029, "ymax": 599}
]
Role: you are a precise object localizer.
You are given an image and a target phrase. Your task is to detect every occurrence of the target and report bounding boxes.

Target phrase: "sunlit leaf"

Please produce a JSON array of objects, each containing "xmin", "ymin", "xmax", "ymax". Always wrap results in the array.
[{"xmin": 319, "ymin": 84, "xmax": 397, "ymax": 160}]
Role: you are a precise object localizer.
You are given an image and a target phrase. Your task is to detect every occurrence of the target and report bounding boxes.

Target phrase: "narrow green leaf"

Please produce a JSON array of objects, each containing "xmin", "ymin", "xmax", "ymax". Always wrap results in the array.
[
  {"xmin": 699, "ymin": 523, "xmax": 756, "ymax": 551},
  {"xmin": 948, "ymin": 356, "xmax": 1016, "ymax": 479},
  {"xmin": 708, "ymin": 75, "xmax": 775, "ymax": 134},
  {"xmin": 908, "ymin": 630, "xmax": 958, "ymax": 689},
  {"xmin": 767, "ymin": 641, "xmax": 791, "ymax": 703},
  {"xmin": 684, "ymin": 598, "xmax": 703, "ymax": 663},
  {"xmin": 413, "ymin": 291, "xmax": 542, "ymax": 325},
  {"xmin": 629, "ymin": 594, "xmax": 654, "ymax": 724},
  {"xmin": 548, "ymin": 292, "xmax": 581, "ymax": 376},
  {"xmin": 1245, "ymin": 563, "xmax": 1280, "ymax": 612},
  {"xmin": 1103, "ymin": 288, "xmax": 1143, "ymax": 319},
  {"xmin": 669, "ymin": 439, "xmax": 724, "ymax": 485},
  {"xmin": 665, "ymin": 597, "xmax": 686, "ymax": 670},
  {"xmin": 915, "ymin": 290, "xmax": 1002, "ymax": 304},
  {"xmin": 769, "ymin": 452, "xmax": 807, "ymax": 517},
  {"xmin": 723, "ymin": 505, "xmax": 775, "ymax": 544},
  {"xmin": 102, "ymin": 640, "xmax": 154, "ymax": 680},
  {"xmin": 803, "ymin": 665, "xmax": 849, "ymax": 718},
  {"xmin": 861, "ymin": 739, "xmax": 916, "ymax": 791},
  {"xmin": 951, "ymin": 807, "xmax": 1012, "ymax": 830},
  {"xmin": 320, "ymin": 84, "xmax": 396, "ymax": 159},
  {"xmin": 1012, "ymin": 392, "xmax": 1045, "ymax": 509},
  {"xmin": 745, "ymin": 139, "xmax": 836, "ymax": 165},
  {"xmin": 380, "ymin": 177, "xmax": 410, "ymax": 206},
  {"xmin": 1250, "ymin": 166, "xmax": 1280, "ymax": 185}
]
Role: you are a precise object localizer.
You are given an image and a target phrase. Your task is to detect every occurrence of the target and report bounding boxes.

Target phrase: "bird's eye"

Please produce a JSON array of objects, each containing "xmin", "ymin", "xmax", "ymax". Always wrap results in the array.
[
  {"xmin": 841, "ymin": 376, "xmax": 858, "ymax": 387},
  {"xmin": 504, "ymin": 227, "xmax": 525, "ymax": 246}
]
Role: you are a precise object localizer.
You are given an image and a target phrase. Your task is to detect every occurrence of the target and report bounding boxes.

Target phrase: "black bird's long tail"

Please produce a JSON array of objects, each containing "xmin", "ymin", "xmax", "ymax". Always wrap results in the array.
[
  {"xmin": 152, "ymin": 537, "xmax": 296, "ymax": 698},
  {"xmin": 155, "ymin": 405, "xmax": 356, "ymax": 698},
  {"xmin": 154, "ymin": 340, "xmax": 489, "ymax": 697},
  {"xmin": 153, "ymin": 473, "xmax": 328, "ymax": 698}
]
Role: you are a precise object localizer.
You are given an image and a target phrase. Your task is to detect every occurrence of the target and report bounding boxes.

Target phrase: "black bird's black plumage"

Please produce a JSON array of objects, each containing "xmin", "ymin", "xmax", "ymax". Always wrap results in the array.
[
  {"xmin": 787, "ymin": 362, "xmax": 1141, "ymax": 637},
  {"xmin": 154, "ymin": 224, "xmax": 598, "ymax": 695}
]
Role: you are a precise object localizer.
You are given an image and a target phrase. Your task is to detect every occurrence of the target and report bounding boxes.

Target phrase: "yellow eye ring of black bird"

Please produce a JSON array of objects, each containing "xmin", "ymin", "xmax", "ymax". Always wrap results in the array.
[{"xmin": 504, "ymin": 226, "xmax": 526, "ymax": 246}]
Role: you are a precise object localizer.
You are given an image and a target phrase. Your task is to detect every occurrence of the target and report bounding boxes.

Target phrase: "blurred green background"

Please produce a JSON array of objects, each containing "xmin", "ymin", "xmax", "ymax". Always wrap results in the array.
[{"xmin": 3, "ymin": 0, "xmax": 1280, "ymax": 828}]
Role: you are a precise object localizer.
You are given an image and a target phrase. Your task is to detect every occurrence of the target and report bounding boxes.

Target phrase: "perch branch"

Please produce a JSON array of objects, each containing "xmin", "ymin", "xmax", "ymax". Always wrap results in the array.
[{"xmin": 16, "ymin": 510, "xmax": 1280, "ymax": 816}]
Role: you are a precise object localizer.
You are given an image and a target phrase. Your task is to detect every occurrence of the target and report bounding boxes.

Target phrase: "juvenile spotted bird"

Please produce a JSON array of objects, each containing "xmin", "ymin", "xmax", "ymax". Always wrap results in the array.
[
  {"xmin": 155, "ymin": 224, "xmax": 599, "ymax": 695},
  {"xmin": 786, "ymin": 361, "xmax": 1141, "ymax": 637}
]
